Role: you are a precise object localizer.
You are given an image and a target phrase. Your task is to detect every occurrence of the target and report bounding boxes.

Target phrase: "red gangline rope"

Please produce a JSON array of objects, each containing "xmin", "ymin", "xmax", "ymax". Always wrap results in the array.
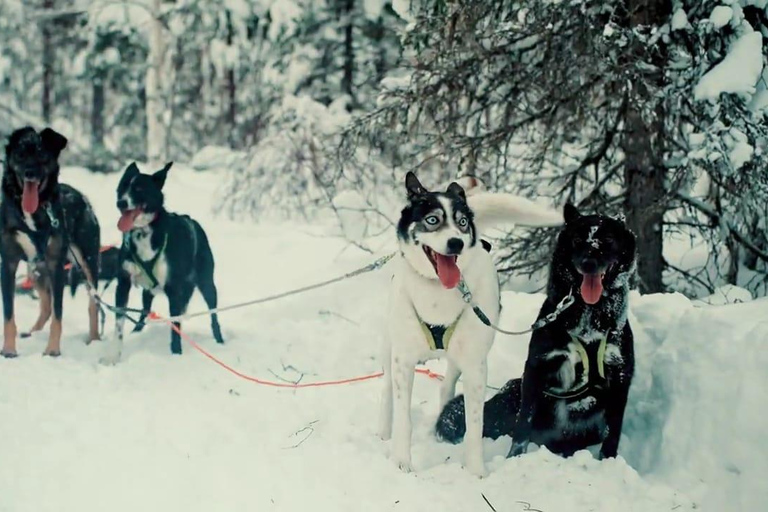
[{"xmin": 149, "ymin": 312, "xmax": 443, "ymax": 388}]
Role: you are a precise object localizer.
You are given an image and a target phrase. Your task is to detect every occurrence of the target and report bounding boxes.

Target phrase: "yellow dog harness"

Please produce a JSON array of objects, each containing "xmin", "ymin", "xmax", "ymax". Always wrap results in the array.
[
  {"xmin": 413, "ymin": 305, "xmax": 464, "ymax": 351},
  {"xmin": 543, "ymin": 332, "xmax": 609, "ymax": 400}
]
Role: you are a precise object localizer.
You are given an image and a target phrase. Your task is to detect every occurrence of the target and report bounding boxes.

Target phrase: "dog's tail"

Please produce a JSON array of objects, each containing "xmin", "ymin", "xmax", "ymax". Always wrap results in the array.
[
  {"xmin": 467, "ymin": 192, "xmax": 563, "ymax": 232},
  {"xmin": 435, "ymin": 378, "xmax": 522, "ymax": 443}
]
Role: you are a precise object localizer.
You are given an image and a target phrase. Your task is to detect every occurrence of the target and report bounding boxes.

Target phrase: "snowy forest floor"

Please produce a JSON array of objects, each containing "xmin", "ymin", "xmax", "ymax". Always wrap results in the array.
[{"xmin": 0, "ymin": 166, "xmax": 765, "ymax": 512}]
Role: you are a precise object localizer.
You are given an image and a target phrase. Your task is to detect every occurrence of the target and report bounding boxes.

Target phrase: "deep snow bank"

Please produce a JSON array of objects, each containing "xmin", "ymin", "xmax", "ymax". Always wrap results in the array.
[{"xmin": 494, "ymin": 290, "xmax": 768, "ymax": 511}]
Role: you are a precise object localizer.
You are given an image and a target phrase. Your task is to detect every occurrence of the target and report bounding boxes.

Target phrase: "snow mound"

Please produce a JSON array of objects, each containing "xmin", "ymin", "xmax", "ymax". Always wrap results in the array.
[
  {"xmin": 671, "ymin": 8, "xmax": 690, "ymax": 30},
  {"xmin": 640, "ymin": 298, "xmax": 768, "ymax": 511},
  {"xmin": 709, "ymin": 6, "xmax": 733, "ymax": 29},
  {"xmin": 695, "ymin": 31, "xmax": 764, "ymax": 100}
]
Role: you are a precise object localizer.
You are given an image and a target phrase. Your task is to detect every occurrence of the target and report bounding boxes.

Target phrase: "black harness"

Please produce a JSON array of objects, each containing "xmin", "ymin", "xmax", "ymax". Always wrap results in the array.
[{"xmin": 123, "ymin": 230, "xmax": 168, "ymax": 290}]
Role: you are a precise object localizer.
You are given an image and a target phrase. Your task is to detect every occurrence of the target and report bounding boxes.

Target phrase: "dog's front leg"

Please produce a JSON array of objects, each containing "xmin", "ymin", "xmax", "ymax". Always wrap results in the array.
[
  {"xmin": 43, "ymin": 262, "xmax": 65, "ymax": 356},
  {"xmin": 599, "ymin": 382, "xmax": 630, "ymax": 459},
  {"xmin": 132, "ymin": 289, "xmax": 154, "ymax": 333},
  {"xmin": 101, "ymin": 273, "xmax": 131, "ymax": 365},
  {"xmin": 391, "ymin": 355, "xmax": 416, "ymax": 473},
  {"xmin": 509, "ymin": 357, "xmax": 545, "ymax": 457},
  {"xmin": 1, "ymin": 257, "xmax": 19, "ymax": 357},
  {"xmin": 24, "ymin": 279, "xmax": 51, "ymax": 336},
  {"xmin": 461, "ymin": 360, "xmax": 488, "ymax": 477}
]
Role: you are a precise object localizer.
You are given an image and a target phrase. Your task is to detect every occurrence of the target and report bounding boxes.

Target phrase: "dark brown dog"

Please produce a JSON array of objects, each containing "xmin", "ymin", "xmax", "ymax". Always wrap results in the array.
[{"xmin": 0, "ymin": 127, "xmax": 101, "ymax": 357}]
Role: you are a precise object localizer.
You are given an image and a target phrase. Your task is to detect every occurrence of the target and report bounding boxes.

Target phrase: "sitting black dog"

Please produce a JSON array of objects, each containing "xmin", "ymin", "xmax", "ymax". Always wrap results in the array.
[{"xmin": 436, "ymin": 204, "xmax": 636, "ymax": 459}]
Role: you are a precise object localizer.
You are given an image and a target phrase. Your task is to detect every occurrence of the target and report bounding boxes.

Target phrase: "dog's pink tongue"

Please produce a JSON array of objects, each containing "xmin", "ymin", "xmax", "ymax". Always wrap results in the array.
[
  {"xmin": 435, "ymin": 254, "xmax": 461, "ymax": 289},
  {"xmin": 580, "ymin": 274, "xmax": 604, "ymax": 305},
  {"xmin": 117, "ymin": 209, "xmax": 141, "ymax": 232},
  {"xmin": 21, "ymin": 181, "xmax": 39, "ymax": 213}
]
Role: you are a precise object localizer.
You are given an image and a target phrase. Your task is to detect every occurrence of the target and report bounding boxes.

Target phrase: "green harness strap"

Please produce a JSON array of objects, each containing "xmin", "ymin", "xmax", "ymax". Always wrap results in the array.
[
  {"xmin": 129, "ymin": 233, "xmax": 168, "ymax": 289},
  {"xmin": 543, "ymin": 332, "xmax": 608, "ymax": 400},
  {"xmin": 413, "ymin": 305, "xmax": 464, "ymax": 351}
]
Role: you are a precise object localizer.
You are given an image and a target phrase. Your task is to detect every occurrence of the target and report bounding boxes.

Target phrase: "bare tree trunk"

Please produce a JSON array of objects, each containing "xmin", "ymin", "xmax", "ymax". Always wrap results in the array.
[
  {"xmin": 341, "ymin": 0, "xmax": 355, "ymax": 106},
  {"xmin": 41, "ymin": 0, "xmax": 55, "ymax": 123},
  {"xmin": 621, "ymin": 0, "xmax": 670, "ymax": 294},
  {"xmin": 225, "ymin": 9, "xmax": 237, "ymax": 147},
  {"xmin": 146, "ymin": 0, "xmax": 167, "ymax": 165},
  {"xmin": 91, "ymin": 78, "xmax": 105, "ymax": 169}
]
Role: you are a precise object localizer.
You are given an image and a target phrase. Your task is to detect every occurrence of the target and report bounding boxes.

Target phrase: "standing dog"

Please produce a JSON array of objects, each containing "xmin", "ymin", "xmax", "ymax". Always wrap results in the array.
[
  {"xmin": 436, "ymin": 204, "xmax": 636, "ymax": 459},
  {"xmin": 103, "ymin": 162, "xmax": 223, "ymax": 361},
  {"xmin": 0, "ymin": 127, "xmax": 100, "ymax": 357},
  {"xmin": 380, "ymin": 172, "xmax": 561, "ymax": 476}
]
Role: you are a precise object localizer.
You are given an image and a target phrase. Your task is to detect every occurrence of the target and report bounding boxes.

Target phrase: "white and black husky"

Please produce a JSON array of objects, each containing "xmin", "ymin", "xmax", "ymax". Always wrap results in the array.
[
  {"xmin": 379, "ymin": 172, "xmax": 562, "ymax": 477},
  {"xmin": 102, "ymin": 162, "xmax": 223, "ymax": 362}
]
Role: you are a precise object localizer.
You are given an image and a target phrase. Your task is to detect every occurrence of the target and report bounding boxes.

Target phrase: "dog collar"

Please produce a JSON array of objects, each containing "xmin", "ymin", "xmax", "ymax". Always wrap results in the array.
[{"xmin": 542, "ymin": 332, "xmax": 608, "ymax": 400}]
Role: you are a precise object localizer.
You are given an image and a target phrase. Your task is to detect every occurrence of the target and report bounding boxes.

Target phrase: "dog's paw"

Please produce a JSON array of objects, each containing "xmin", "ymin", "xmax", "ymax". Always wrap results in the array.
[
  {"xmin": 1, "ymin": 350, "xmax": 18, "ymax": 359},
  {"xmin": 392, "ymin": 449, "xmax": 413, "ymax": 474},
  {"xmin": 131, "ymin": 322, "xmax": 146, "ymax": 334},
  {"xmin": 508, "ymin": 441, "xmax": 528, "ymax": 458},
  {"xmin": 465, "ymin": 460, "xmax": 488, "ymax": 478},
  {"xmin": 42, "ymin": 349, "xmax": 61, "ymax": 357},
  {"xmin": 99, "ymin": 353, "xmax": 120, "ymax": 366},
  {"xmin": 395, "ymin": 460, "xmax": 413, "ymax": 474},
  {"xmin": 99, "ymin": 344, "xmax": 122, "ymax": 366}
]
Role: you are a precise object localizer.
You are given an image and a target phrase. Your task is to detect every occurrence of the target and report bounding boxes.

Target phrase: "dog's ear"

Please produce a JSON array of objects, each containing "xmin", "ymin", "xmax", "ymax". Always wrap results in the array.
[
  {"xmin": 446, "ymin": 182, "xmax": 466, "ymax": 201},
  {"xmin": 6, "ymin": 126, "xmax": 37, "ymax": 156},
  {"xmin": 564, "ymin": 203, "xmax": 581, "ymax": 224},
  {"xmin": 151, "ymin": 162, "xmax": 173, "ymax": 190},
  {"xmin": 123, "ymin": 162, "xmax": 140, "ymax": 179},
  {"xmin": 405, "ymin": 172, "xmax": 427, "ymax": 200},
  {"xmin": 40, "ymin": 128, "xmax": 68, "ymax": 158}
]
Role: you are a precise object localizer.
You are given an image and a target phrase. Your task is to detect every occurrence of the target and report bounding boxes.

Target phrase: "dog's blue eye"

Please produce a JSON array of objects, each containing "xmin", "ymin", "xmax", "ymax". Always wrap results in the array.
[
  {"xmin": 458, "ymin": 217, "xmax": 468, "ymax": 227},
  {"xmin": 425, "ymin": 216, "xmax": 439, "ymax": 226}
]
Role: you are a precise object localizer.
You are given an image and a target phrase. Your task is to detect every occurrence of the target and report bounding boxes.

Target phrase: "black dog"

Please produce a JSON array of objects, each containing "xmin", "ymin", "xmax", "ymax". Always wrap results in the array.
[
  {"xmin": 436, "ymin": 204, "xmax": 636, "ymax": 459},
  {"xmin": 109, "ymin": 162, "xmax": 223, "ymax": 358},
  {"xmin": 69, "ymin": 245, "xmax": 121, "ymax": 296},
  {"xmin": 0, "ymin": 127, "xmax": 101, "ymax": 357}
]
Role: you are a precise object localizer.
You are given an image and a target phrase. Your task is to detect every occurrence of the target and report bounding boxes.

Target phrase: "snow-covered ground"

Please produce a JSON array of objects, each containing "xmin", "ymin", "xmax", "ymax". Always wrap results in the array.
[{"xmin": 0, "ymin": 166, "xmax": 765, "ymax": 512}]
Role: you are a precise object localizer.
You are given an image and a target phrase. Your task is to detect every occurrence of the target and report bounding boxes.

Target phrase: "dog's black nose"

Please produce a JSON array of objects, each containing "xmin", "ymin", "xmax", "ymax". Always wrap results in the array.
[
  {"xmin": 580, "ymin": 258, "xmax": 599, "ymax": 274},
  {"xmin": 447, "ymin": 238, "xmax": 464, "ymax": 254},
  {"xmin": 116, "ymin": 199, "xmax": 128, "ymax": 211}
]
